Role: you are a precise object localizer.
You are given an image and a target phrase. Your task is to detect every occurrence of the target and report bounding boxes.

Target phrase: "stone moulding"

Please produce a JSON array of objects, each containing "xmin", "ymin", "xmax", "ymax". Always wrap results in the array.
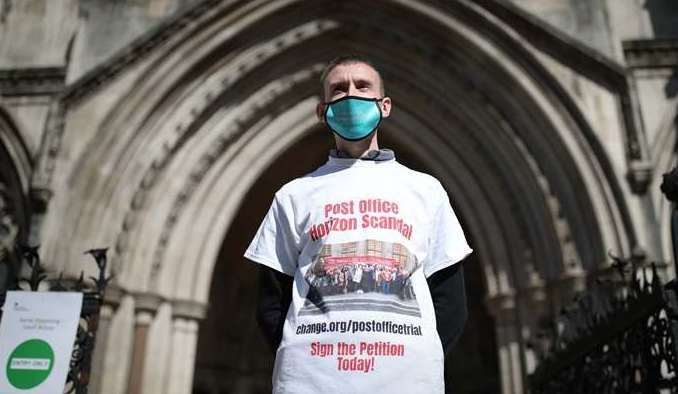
[
  {"xmin": 471, "ymin": 0, "xmax": 652, "ymax": 194},
  {"xmin": 0, "ymin": 67, "xmax": 66, "ymax": 97},
  {"xmin": 33, "ymin": 0, "xmax": 646, "ymax": 187},
  {"xmin": 623, "ymin": 39, "xmax": 678, "ymax": 69}
]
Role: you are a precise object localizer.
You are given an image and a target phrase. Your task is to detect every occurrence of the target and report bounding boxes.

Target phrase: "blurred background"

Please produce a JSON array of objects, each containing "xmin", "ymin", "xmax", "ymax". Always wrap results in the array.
[{"xmin": 0, "ymin": 0, "xmax": 677, "ymax": 393}]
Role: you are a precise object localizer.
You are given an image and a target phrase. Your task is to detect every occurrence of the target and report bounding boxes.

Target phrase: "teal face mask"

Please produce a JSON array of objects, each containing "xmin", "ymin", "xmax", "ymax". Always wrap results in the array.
[{"xmin": 324, "ymin": 96, "xmax": 383, "ymax": 141}]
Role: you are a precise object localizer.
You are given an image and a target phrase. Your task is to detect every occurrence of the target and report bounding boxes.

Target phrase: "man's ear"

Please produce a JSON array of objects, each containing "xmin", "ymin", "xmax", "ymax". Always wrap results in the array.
[
  {"xmin": 316, "ymin": 101, "xmax": 326, "ymax": 122},
  {"xmin": 380, "ymin": 97, "xmax": 392, "ymax": 118}
]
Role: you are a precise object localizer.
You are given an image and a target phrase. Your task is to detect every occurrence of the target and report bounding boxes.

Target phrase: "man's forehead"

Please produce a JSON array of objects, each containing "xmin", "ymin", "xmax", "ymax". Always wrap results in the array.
[{"xmin": 325, "ymin": 62, "xmax": 381, "ymax": 84}]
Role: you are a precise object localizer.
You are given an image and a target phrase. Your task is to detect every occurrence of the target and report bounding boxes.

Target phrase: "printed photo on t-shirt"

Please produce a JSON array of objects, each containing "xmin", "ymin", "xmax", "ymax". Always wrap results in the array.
[{"xmin": 300, "ymin": 240, "xmax": 421, "ymax": 317}]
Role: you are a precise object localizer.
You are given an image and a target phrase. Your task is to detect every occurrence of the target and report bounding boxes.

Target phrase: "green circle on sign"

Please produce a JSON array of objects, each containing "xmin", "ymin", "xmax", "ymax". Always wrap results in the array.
[{"xmin": 6, "ymin": 339, "xmax": 54, "ymax": 389}]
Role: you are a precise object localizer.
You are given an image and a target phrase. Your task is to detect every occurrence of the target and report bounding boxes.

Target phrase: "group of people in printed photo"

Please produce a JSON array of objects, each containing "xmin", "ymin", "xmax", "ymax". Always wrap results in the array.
[{"xmin": 306, "ymin": 261, "xmax": 416, "ymax": 301}]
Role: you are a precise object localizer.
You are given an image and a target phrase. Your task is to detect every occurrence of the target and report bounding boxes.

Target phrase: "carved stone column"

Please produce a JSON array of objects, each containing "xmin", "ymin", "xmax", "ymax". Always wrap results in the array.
[
  {"xmin": 487, "ymin": 292, "xmax": 525, "ymax": 394},
  {"xmin": 165, "ymin": 299, "xmax": 206, "ymax": 394},
  {"xmin": 524, "ymin": 285, "xmax": 550, "ymax": 375},
  {"xmin": 90, "ymin": 285, "xmax": 123, "ymax": 394},
  {"xmin": 127, "ymin": 293, "xmax": 163, "ymax": 394}
]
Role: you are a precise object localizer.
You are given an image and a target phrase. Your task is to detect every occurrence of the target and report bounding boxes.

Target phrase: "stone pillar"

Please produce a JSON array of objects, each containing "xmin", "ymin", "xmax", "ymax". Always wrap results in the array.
[
  {"xmin": 90, "ymin": 285, "xmax": 123, "ymax": 394},
  {"xmin": 487, "ymin": 292, "xmax": 524, "ymax": 394},
  {"xmin": 165, "ymin": 299, "xmax": 206, "ymax": 394},
  {"xmin": 508, "ymin": 248, "xmax": 547, "ymax": 378},
  {"xmin": 99, "ymin": 295, "xmax": 135, "ymax": 394},
  {"xmin": 520, "ymin": 277, "xmax": 548, "ymax": 376},
  {"xmin": 127, "ymin": 293, "xmax": 163, "ymax": 394},
  {"xmin": 140, "ymin": 303, "xmax": 173, "ymax": 393}
]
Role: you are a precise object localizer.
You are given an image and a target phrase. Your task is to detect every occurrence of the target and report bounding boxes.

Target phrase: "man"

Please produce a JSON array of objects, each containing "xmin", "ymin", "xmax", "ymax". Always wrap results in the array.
[{"xmin": 245, "ymin": 55, "xmax": 472, "ymax": 393}]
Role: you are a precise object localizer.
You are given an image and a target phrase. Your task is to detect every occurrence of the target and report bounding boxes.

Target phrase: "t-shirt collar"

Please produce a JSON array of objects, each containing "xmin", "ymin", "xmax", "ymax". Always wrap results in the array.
[{"xmin": 329, "ymin": 148, "xmax": 395, "ymax": 162}]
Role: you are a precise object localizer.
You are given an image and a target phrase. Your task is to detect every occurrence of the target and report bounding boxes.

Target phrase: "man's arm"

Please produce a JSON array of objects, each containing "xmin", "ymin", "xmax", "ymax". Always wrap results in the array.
[
  {"xmin": 256, "ymin": 265, "xmax": 293, "ymax": 353},
  {"xmin": 427, "ymin": 262, "xmax": 467, "ymax": 356}
]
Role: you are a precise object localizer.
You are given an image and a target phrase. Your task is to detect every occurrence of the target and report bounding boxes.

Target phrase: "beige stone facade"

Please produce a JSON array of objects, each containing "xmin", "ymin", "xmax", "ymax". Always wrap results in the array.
[{"xmin": 1, "ymin": 0, "xmax": 677, "ymax": 393}]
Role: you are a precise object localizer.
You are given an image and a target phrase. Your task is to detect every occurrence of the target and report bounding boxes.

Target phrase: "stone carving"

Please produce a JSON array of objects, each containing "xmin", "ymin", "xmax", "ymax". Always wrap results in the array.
[
  {"xmin": 0, "ymin": 67, "xmax": 66, "ymax": 97},
  {"xmin": 109, "ymin": 21, "xmax": 333, "ymax": 282},
  {"xmin": 147, "ymin": 66, "xmax": 322, "ymax": 284},
  {"xmin": 0, "ymin": 181, "xmax": 19, "ymax": 293},
  {"xmin": 0, "ymin": 183, "xmax": 18, "ymax": 264},
  {"xmin": 33, "ymin": 0, "xmax": 225, "ymax": 192}
]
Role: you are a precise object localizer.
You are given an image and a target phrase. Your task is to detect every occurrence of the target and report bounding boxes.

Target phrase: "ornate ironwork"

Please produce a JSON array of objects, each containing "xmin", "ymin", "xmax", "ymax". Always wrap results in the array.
[
  {"xmin": 0, "ymin": 245, "xmax": 111, "ymax": 394},
  {"xmin": 529, "ymin": 166, "xmax": 678, "ymax": 393},
  {"xmin": 529, "ymin": 255, "xmax": 678, "ymax": 393}
]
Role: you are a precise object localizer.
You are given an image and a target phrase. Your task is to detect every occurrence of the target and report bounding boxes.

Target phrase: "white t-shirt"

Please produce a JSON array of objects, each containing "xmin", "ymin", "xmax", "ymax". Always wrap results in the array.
[{"xmin": 245, "ymin": 155, "xmax": 472, "ymax": 394}]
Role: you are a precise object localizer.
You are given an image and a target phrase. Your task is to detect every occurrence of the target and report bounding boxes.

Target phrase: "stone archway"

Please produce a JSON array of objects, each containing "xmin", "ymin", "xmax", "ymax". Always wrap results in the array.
[{"xmin": 38, "ymin": 1, "xmax": 636, "ymax": 393}]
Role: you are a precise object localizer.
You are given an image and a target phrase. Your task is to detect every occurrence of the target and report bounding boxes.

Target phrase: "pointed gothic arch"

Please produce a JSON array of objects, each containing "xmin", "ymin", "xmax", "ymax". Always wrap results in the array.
[{"xmin": 38, "ymin": 1, "xmax": 637, "ymax": 393}]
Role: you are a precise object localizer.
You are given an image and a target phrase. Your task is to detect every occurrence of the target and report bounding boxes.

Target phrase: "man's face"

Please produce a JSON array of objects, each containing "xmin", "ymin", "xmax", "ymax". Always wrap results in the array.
[{"xmin": 316, "ymin": 62, "xmax": 391, "ymax": 120}]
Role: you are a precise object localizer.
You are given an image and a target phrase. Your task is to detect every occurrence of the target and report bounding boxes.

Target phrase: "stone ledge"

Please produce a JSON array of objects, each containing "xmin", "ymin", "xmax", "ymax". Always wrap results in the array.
[
  {"xmin": 623, "ymin": 39, "xmax": 678, "ymax": 69},
  {"xmin": 132, "ymin": 292, "xmax": 164, "ymax": 314},
  {"xmin": 172, "ymin": 298, "xmax": 207, "ymax": 321},
  {"xmin": 0, "ymin": 67, "xmax": 66, "ymax": 96}
]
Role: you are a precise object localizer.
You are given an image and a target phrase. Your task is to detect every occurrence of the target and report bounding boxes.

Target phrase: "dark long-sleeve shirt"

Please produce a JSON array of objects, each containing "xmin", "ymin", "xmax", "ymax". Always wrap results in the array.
[{"xmin": 256, "ymin": 262, "xmax": 467, "ymax": 356}]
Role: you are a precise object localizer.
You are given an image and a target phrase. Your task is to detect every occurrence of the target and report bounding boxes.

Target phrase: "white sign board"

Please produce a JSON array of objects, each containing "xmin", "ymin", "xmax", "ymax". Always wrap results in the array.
[{"xmin": 0, "ymin": 291, "xmax": 83, "ymax": 393}]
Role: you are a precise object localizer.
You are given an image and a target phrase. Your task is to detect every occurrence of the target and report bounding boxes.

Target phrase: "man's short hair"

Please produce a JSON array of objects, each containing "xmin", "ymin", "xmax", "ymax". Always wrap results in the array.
[{"xmin": 319, "ymin": 55, "xmax": 385, "ymax": 99}]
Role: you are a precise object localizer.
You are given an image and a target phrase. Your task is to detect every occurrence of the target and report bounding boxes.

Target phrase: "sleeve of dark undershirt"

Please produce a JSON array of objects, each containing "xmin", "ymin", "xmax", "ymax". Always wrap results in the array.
[
  {"xmin": 256, "ymin": 262, "xmax": 466, "ymax": 356},
  {"xmin": 427, "ymin": 262, "xmax": 468, "ymax": 356},
  {"xmin": 256, "ymin": 265, "xmax": 293, "ymax": 353}
]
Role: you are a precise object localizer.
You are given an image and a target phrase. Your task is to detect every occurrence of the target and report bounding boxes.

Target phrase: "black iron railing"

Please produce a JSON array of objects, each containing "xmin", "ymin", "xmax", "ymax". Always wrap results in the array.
[{"xmin": 529, "ymin": 259, "xmax": 678, "ymax": 393}]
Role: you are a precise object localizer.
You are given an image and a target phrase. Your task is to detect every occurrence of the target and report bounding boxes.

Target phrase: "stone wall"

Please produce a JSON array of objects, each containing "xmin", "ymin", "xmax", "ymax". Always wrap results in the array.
[{"xmin": 1, "ymin": 2, "xmax": 677, "ymax": 394}]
